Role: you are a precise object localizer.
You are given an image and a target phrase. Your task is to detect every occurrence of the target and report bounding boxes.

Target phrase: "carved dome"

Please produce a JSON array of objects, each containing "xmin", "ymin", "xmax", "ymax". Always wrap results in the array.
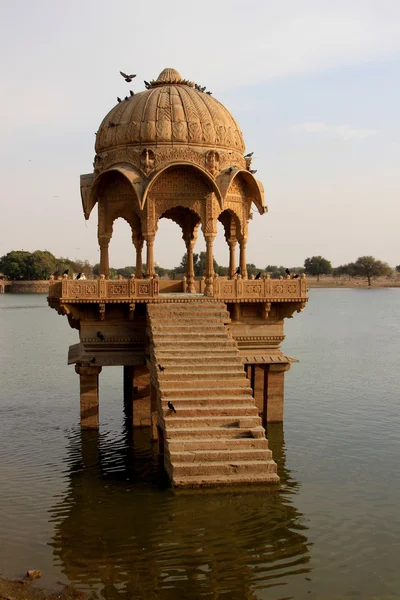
[{"xmin": 95, "ymin": 68, "xmax": 245, "ymax": 154}]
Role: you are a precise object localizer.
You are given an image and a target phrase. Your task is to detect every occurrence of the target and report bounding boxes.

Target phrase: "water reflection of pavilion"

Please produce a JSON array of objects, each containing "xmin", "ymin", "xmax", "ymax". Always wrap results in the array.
[{"xmin": 49, "ymin": 423, "xmax": 311, "ymax": 599}]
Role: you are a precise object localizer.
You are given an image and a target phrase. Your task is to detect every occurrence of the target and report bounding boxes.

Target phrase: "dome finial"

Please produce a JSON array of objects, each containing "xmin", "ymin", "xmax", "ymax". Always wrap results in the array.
[
  {"xmin": 144, "ymin": 68, "xmax": 194, "ymax": 89},
  {"xmin": 156, "ymin": 68, "xmax": 182, "ymax": 83}
]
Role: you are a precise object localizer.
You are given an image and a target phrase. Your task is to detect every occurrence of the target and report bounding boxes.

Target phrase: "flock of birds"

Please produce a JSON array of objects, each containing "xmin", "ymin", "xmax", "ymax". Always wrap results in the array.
[{"xmin": 116, "ymin": 71, "xmax": 213, "ymax": 103}]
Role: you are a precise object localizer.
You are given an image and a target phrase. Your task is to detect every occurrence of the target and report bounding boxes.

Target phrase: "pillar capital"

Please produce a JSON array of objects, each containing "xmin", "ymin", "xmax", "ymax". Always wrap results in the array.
[{"xmin": 75, "ymin": 364, "xmax": 102, "ymax": 376}]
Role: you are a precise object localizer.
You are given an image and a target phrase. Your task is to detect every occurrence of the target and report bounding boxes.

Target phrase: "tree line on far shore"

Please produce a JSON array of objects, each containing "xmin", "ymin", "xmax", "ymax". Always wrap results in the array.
[{"xmin": 0, "ymin": 250, "xmax": 399, "ymax": 287}]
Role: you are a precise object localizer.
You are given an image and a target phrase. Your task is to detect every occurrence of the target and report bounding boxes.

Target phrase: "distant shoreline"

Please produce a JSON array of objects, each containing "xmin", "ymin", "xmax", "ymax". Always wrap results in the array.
[{"xmin": 306, "ymin": 276, "xmax": 400, "ymax": 289}]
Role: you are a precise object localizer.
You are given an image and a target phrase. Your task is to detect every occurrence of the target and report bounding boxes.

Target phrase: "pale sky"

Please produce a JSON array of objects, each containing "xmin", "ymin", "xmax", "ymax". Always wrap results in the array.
[{"xmin": 1, "ymin": 0, "xmax": 399, "ymax": 269}]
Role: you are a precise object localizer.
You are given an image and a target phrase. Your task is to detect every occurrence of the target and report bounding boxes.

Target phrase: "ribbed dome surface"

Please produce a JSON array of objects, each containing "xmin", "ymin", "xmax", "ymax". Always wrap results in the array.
[{"xmin": 95, "ymin": 69, "xmax": 245, "ymax": 153}]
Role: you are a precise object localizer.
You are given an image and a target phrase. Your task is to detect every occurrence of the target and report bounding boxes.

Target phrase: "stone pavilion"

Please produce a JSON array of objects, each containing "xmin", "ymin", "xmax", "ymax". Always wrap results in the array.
[{"xmin": 48, "ymin": 68, "xmax": 308, "ymax": 487}]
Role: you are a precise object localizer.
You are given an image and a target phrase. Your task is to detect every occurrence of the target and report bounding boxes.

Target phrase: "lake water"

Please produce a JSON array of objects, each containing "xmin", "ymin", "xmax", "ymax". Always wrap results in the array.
[{"xmin": 0, "ymin": 290, "xmax": 399, "ymax": 600}]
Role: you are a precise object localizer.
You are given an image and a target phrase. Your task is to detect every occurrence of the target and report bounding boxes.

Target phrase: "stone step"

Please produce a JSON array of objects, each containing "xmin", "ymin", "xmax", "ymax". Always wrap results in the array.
[
  {"xmin": 172, "ymin": 472, "xmax": 280, "ymax": 487},
  {"xmin": 160, "ymin": 378, "xmax": 250, "ymax": 389},
  {"xmin": 167, "ymin": 437, "xmax": 269, "ymax": 452},
  {"xmin": 161, "ymin": 386, "xmax": 253, "ymax": 397},
  {"xmin": 152, "ymin": 332, "xmax": 229, "ymax": 341},
  {"xmin": 170, "ymin": 459, "xmax": 278, "ymax": 478},
  {"xmin": 149, "ymin": 314, "xmax": 228, "ymax": 323},
  {"xmin": 150, "ymin": 324, "xmax": 226, "ymax": 332},
  {"xmin": 153, "ymin": 355, "xmax": 243, "ymax": 366},
  {"xmin": 148, "ymin": 302, "xmax": 227, "ymax": 311},
  {"xmin": 161, "ymin": 369, "xmax": 245, "ymax": 379},
  {"xmin": 162, "ymin": 416, "xmax": 261, "ymax": 428},
  {"xmin": 166, "ymin": 448, "xmax": 272, "ymax": 463},
  {"xmin": 148, "ymin": 308, "xmax": 229, "ymax": 318},
  {"xmin": 155, "ymin": 347, "xmax": 240, "ymax": 357},
  {"xmin": 162, "ymin": 405, "xmax": 259, "ymax": 418},
  {"xmin": 159, "ymin": 363, "xmax": 244, "ymax": 372},
  {"xmin": 153, "ymin": 338, "xmax": 237, "ymax": 348},
  {"xmin": 161, "ymin": 397, "xmax": 254, "ymax": 407},
  {"xmin": 165, "ymin": 426, "xmax": 265, "ymax": 439}
]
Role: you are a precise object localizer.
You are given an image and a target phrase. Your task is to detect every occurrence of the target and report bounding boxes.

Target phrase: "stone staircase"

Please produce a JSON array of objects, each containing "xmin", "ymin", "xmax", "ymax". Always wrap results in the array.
[{"xmin": 146, "ymin": 301, "xmax": 279, "ymax": 487}]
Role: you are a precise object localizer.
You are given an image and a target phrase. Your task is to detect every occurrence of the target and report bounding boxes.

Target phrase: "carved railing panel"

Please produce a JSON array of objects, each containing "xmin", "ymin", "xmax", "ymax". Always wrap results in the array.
[{"xmin": 48, "ymin": 275, "xmax": 307, "ymax": 302}]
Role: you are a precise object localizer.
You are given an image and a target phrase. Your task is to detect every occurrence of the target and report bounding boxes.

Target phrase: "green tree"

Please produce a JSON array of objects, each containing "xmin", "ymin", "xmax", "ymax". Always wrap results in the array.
[
  {"xmin": 353, "ymin": 256, "xmax": 392, "ymax": 286},
  {"xmin": 396, "ymin": 265, "xmax": 400, "ymax": 273},
  {"xmin": 264, "ymin": 265, "xmax": 286, "ymax": 278},
  {"xmin": 174, "ymin": 252, "xmax": 222, "ymax": 277},
  {"xmin": 0, "ymin": 251, "xmax": 31, "ymax": 279},
  {"xmin": 333, "ymin": 262, "xmax": 357, "ymax": 280},
  {"xmin": 116, "ymin": 266, "xmax": 136, "ymax": 278},
  {"xmin": 0, "ymin": 250, "xmax": 58, "ymax": 280},
  {"xmin": 304, "ymin": 256, "xmax": 332, "ymax": 281}
]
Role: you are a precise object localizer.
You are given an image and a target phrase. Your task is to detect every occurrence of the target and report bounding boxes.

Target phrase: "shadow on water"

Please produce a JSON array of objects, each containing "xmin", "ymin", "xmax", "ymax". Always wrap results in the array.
[{"xmin": 48, "ymin": 422, "xmax": 312, "ymax": 600}]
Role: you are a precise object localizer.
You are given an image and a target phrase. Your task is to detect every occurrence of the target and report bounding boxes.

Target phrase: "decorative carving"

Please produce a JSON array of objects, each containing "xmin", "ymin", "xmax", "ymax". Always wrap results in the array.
[
  {"xmin": 205, "ymin": 150, "xmax": 220, "ymax": 176},
  {"xmin": 140, "ymin": 148, "xmax": 156, "ymax": 175},
  {"xmin": 108, "ymin": 283, "xmax": 129, "ymax": 296},
  {"xmin": 129, "ymin": 302, "xmax": 135, "ymax": 320},
  {"xmin": 222, "ymin": 283, "xmax": 234, "ymax": 295},
  {"xmin": 138, "ymin": 283, "xmax": 150, "ymax": 296},
  {"xmin": 244, "ymin": 283, "xmax": 262, "ymax": 296},
  {"xmin": 99, "ymin": 303, "xmax": 105, "ymax": 321}
]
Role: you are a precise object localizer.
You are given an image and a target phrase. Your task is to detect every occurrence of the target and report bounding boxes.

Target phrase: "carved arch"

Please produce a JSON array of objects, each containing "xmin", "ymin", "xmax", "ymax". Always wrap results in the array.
[
  {"xmin": 142, "ymin": 162, "xmax": 223, "ymax": 209},
  {"xmin": 216, "ymin": 169, "xmax": 266, "ymax": 214},
  {"xmin": 84, "ymin": 166, "xmax": 144, "ymax": 220}
]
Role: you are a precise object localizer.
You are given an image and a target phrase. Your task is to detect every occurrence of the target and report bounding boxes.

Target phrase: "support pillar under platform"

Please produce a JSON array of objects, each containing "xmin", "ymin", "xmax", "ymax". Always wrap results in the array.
[
  {"xmin": 249, "ymin": 363, "xmax": 291, "ymax": 424},
  {"xmin": 75, "ymin": 364, "xmax": 102, "ymax": 429},
  {"xmin": 123, "ymin": 364, "xmax": 151, "ymax": 428},
  {"xmin": 123, "ymin": 365, "xmax": 135, "ymax": 421}
]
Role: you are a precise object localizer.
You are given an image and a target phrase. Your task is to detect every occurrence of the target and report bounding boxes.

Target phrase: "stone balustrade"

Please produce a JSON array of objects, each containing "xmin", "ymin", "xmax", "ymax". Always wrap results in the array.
[{"xmin": 48, "ymin": 274, "xmax": 307, "ymax": 303}]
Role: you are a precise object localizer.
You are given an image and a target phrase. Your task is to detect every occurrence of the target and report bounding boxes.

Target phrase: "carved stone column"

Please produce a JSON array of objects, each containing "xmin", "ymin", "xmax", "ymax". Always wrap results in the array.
[
  {"xmin": 144, "ymin": 234, "xmax": 155, "ymax": 277},
  {"xmin": 204, "ymin": 235, "xmax": 215, "ymax": 296},
  {"xmin": 239, "ymin": 238, "xmax": 248, "ymax": 279},
  {"xmin": 227, "ymin": 238, "xmax": 237, "ymax": 278},
  {"xmin": 134, "ymin": 238, "xmax": 143, "ymax": 279},
  {"xmin": 99, "ymin": 236, "xmax": 110, "ymax": 278},
  {"xmin": 75, "ymin": 364, "xmax": 102, "ymax": 429}
]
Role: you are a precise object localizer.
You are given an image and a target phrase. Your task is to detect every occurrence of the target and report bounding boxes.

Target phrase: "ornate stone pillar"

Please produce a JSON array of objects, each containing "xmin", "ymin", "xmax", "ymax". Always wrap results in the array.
[
  {"xmin": 75, "ymin": 364, "xmax": 102, "ymax": 429},
  {"xmin": 204, "ymin": 235, "xmax": 215, "ymax": 296},
  {"xmin": 227, "ymin": 238, "xmax": 237, "ymax": 279},
  {"xmin": 239, "ymin": 237, "xmax": 248, "ymax": 279},
  {"xmin": 134, "ymin": 238, "xmax": 143, "ymax": 278},
  {"xmin": 99, "ymin": 236, "xmax": 110, "ymax": 278},
  {"xmin": 144, "ymin": 234, "xmax": 155, "ymax": 277}
]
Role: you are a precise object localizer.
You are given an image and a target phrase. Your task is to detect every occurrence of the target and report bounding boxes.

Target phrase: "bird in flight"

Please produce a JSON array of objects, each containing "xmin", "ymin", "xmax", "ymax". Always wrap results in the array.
[
  {"xmin": 244, "ymin": 152, "xmax": 254, "ymax": 158},
  {"xmin": 158, "ymin": 364, "xmax": 165, "ymax": 372},
  {"xmin": 167, "ymin": 401, "xmax": 177, "ymax": 413},
  {"xmin": 97, "ymin": 331, "xmax": 105, "ymax": 342},
  {"xmin": 120, "ymin": 71, "xmax": 136, "ymax": 82}
]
